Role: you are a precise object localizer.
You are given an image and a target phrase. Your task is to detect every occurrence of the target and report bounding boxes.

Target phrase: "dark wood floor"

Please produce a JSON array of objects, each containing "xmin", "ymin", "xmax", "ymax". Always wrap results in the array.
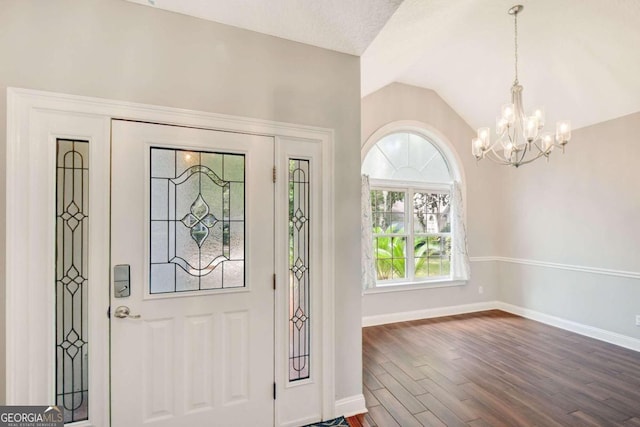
[{"xmin": 347, "ymin": 310, "xmax": 640, "ymax": 427}]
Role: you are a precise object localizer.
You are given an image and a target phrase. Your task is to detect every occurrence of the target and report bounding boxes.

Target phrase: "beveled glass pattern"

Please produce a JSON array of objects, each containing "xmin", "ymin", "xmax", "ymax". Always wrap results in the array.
[
  {"xmin": 150, "ymin": 148, "xmax": 245, "ymax": 293},
  {"xmin": 56, "ymin": 139, "xmax": 89, "ymax": 423},
  {"xmin": 289, "ymin": 159, "xmax": 310, "ymax": 381}
]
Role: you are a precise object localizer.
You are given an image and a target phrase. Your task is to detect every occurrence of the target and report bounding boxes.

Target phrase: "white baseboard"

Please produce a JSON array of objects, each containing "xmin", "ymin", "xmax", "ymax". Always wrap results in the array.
[
  {"xmin": 496, "ymin": 302, "xmax": 640, "ymax": 352},
  {"xmin": 362, "ymin": 301, "xmax": 497, "ymax": 327},
  {"xmin": 334, "ymin": 394, "xmax": 367, "ymax": 418}
]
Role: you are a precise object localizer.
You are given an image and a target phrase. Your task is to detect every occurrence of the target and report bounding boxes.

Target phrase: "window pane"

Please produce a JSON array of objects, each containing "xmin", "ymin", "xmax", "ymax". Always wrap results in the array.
[
  {"xmin": 374, "ymin": 236, "xmax": 406, "ymax": 280},
  {"xmin": 413, "ymin": 192, "xmax": 451, "ymax": 233},
  {"xmin": 414, "ymin": 235, "xmax": 451, "ymax": 278},
  {"xmin": 150, "ymin": 147, "xmax": 245, "ymax": 293},
  {"xmin": 56, "ymin": 139, "xmax": 89, "ymax": 423},
  {"xmin": 409, "ymin": 134, "xmax": 452, "ymax": 183},
  {"xmin": 361, "ymin": 146, "xmax": 395, "ymax": 180},
  {"xmin": 370, "ymin": 190, "xmax": 405, "ymax": 233},
  {"xmin": 362, "ymin": 132, "xmax": 452, "ymax": 182},
  {"xmin": 377, "ymin": 133, "xmax": 409, "ymax": 169},
  {"xmin": 289, "ymin": 159, "xmax": 311, "ymax": 382}
]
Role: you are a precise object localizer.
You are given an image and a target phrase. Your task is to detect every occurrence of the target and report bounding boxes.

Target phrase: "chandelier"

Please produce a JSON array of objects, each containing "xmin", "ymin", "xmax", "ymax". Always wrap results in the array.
[{"xmin": 472, "ymin": 5, "xmax": 572, "ymax": 167}]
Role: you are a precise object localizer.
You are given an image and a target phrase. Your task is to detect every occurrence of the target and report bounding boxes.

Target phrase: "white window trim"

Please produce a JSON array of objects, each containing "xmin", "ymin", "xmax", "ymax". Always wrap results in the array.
[
  {"xmin": 364, "ymin": 279, "xmax": 467, "ymax": 294},
  {"xmin": 362, "ymin": 120, "xmax": 467, "ymax": 293}
]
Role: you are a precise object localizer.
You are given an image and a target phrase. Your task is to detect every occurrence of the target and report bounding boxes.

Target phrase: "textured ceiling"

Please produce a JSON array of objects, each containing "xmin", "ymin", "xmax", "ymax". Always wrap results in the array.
[
  {"xmin": 124, "ymin": 0, "xmax": 402, "ymax": 56},
  {"xmin": 124, "ymin": 0, "xmax": 640, "ymax": 130},
  {"xmin": 363, "ymin": 0, "xmax": 640, "ymax": 130}
]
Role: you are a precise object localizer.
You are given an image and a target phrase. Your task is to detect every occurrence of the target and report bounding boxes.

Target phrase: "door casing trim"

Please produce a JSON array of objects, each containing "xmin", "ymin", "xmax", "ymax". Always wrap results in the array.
[{"xmin": 5, "ymin": 87, "xmax": 336, "ymax": 425}]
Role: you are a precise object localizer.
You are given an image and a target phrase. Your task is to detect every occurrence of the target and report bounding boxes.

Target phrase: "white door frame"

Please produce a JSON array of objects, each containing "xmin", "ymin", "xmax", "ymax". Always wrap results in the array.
[{"xmin": 5, "ymin": 87, "xmax": 336, "ymax": 425}]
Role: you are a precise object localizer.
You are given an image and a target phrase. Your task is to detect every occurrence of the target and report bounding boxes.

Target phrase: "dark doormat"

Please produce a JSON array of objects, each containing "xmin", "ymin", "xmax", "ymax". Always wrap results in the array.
[{"xmin": 303, "ymin": 416, "xmax": 349, "ymax": 426}]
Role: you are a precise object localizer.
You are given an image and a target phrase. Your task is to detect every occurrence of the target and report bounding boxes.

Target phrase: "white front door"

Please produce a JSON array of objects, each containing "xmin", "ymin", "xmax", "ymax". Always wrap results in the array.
[{"xmin": 110, "ymin": 120, "xmax": 275, "ymax": 427}]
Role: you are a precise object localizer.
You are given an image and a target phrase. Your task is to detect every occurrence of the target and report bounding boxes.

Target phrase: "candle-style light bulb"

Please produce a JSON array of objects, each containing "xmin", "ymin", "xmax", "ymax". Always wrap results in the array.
[
  {"xmin": 472, "ymin": 137, "xmax": 483, "ymax": 158},
  {"xmin": 496, "ymin": 117, "xmax": 507, "ymax": 134},
  {"xmin": 501, "ymin": 103, "xmax": 515, "ymax": 125},
  {"xmin": 524, "ymin": 116, "xmax": 539, "ymax": 142},
  {"xmin": 540, "ymin": 132, "xmax": 554, "ymax": 153},
  {"xmin": 478, "ymin": 127, "xmax": 491, "ymax": 149},
  {"xmin": 533, "ymin": 107, "xmax": 545, "ymax": 128},
  {"xmin": 504, "ymin": 142, "xmax": 514, "ymax": 161},
  {"xmin": 556, "ymin": 120, "xmax": 572, "ymax": 143}
]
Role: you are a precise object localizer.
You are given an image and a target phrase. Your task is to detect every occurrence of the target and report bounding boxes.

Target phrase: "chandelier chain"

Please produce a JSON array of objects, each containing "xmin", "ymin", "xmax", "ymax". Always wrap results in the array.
[{"xmin": 514, "ymin": 9, "xmax": 519, "ymax": 85}]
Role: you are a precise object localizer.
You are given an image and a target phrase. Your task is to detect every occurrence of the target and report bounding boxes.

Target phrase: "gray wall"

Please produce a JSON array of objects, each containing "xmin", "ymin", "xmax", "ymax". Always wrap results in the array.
[
  {"xmin": 499, "ymin": 112, "xmax": 640, "ymax": 339},
  {"xmin": 0, "ymin": 0, "xmax": 362, "ymax": 404},
  {"xmin": 361, "ymin": 83, "xmax": 502, "ymax": 317}
]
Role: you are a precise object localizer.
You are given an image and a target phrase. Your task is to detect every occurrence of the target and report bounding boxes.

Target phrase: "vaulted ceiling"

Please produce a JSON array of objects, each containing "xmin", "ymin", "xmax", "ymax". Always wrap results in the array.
[{"xmin": 125, "ymin": 0, "xmax": 640, "ymax": 130}]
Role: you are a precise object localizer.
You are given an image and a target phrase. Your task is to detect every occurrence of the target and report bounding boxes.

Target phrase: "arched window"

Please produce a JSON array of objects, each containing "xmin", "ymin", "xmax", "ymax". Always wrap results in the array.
[{"xmin": 362, "ymin": 125, "xmax": 468, "ymax": 288}]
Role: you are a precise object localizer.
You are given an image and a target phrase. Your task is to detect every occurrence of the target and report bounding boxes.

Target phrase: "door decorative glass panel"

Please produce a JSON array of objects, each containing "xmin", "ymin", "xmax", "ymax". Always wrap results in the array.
[
  {"xmin": 288, "ymin": 159, "xmax": 310, "ymax": 381},
  {"xmin": 150, "ymin": 148, "xmax": 245, "ymax": 293},
  {"xmin": 56, "ymin": 139, "xmax": 89, "ymax": 423}
]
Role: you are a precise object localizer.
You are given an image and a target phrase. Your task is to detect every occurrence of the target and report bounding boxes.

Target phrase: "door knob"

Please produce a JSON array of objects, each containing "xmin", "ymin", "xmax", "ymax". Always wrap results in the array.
[{"xmin": 113, "ymin": 305, "xmax": 141, "ymax": 319}]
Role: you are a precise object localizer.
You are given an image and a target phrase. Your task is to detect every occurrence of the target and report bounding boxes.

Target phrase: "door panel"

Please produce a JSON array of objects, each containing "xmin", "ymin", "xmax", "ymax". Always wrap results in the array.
[{"xmin": 111, "ymin": 120, "xmax": 274, "ymax": 427}]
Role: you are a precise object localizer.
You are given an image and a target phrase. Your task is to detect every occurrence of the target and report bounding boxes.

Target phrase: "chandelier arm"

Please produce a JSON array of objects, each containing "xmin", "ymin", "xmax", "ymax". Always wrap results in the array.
[
  {"xmin": 485, "ymin": 141, "xmax": 517, "ymax": 165},
  {"xmin": 531, "ymin": 142, "xmax": 545, "ymax": 158},
  {"xmin": 530, "ymin": 140, "xmax": 549, "ymax": 157},
  {"xmin": 553, "ymin": 142, "xmax": 568, "ymax": 154},
  {"xmin": 486, "ymin": 141, "xmax": 508, "ymax": 158},
  {"xmin": 487, "ymin": 146, "xmax": 548, "ymax": 167},
  {"xmin": 482, "ymin": 141, "xmax": 508, "ymax": 161},
  {"xmin": 516, "ymin": 143, "xmax": 528, "ymax": 164},
  {"xmin": 482, "ymin": 137, "xmax": 553, "ymax": 167},
  {"xmin": 510, "ymin": 150, "xmax": 548, "ymax": 166},
  {"xmin": 479, "ymin": 151, "xmax": 517, "ymax": 166}
]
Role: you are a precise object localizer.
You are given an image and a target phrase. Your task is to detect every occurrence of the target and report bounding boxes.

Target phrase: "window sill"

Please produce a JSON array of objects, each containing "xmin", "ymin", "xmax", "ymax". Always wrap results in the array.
[{"xmin": 363, "ymin": 279, "xmax": 467, "ymax": 295}]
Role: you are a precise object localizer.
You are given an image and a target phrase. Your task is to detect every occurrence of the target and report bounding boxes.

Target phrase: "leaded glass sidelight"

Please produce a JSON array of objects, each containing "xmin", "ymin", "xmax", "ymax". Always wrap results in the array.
[
  {"xmin": 288, "ymin": 159, "xmax": 310, "ymax": 381},
  {"xmin": 150, "ymin": 148, "xmax": 245, "ymax": 293},
  {"xmin": 56, "ymin": 139, "xmax": 89, "ymax": 423}
]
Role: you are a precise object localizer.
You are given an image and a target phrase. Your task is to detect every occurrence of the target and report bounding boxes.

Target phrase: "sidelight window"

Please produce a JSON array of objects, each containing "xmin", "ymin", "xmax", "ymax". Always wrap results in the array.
[
  {"xmin": 288, "ymin": 159, "xmax": 311, "ymax": 381},
  {"xmin": 56, "ymin": 139, "xmax": 90, "ymax": 423}
]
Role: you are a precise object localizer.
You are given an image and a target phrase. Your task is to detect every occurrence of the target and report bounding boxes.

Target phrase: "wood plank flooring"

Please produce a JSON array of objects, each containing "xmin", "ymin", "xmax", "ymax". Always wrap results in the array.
[{"xmin": 348, "ymin": 310, "xmax": 640, "ymax": 426}]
